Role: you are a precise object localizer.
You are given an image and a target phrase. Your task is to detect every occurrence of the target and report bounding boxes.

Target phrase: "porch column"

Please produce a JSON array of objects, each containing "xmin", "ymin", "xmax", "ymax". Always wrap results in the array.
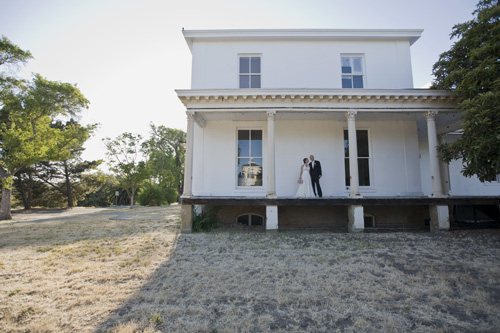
[
  {"xmin": 266, "ymin": 110, "xmax": 277, "ymax": 198},
  {"xmin": 182, "ymin": 111, "xmax": 195, "ymax": 197},
  {"xmin": 424, "ymin": 111, "xmax": 444, "ymax": 197},
  {"xmin": 346, "ymin": 111, "xmax": 361, "ymax": 197}
]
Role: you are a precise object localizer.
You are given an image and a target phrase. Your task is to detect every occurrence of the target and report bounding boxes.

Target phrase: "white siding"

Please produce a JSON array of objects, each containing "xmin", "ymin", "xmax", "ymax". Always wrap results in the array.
[{"xmin": 190, "ymin": 40, "xmax": 414, "ymax": 90}]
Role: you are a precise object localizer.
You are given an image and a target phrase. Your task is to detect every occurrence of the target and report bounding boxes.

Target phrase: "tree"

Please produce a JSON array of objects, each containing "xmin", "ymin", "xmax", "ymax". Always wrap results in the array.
[
  {"xmin": 142, "ymin": 124, "xmax": 186, "ymax": 201},
  {"xmin": 0, "ymin": 74, "xmax": 89, "ymax": 219},
  {"xmin": 0, "ymin": 35, "xmax": 33, "ymax": 102},
  {"xmin": 32, "ymin": 119, "xmax": 100, "ymax": 208},
  {"xmin": 432, "ymin": 0, "xmax": 500, "ymax": 182},
  {"xmin": 103, "ymin": 133, "xmax": 149, "ymax": 206}
]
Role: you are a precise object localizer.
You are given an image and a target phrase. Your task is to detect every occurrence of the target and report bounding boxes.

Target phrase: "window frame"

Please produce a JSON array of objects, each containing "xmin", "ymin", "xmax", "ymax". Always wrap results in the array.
[
  {"xmin": 340, "ymin": 54, "xmax": 365, "ymax": 89},
  {"xmin": 238, "ymin": 54, "xmax": 262, "ymax": 89},
  {"xmin": 236, "ymin": 213, "xmax": 265, "ymax": 226},
  {"xmin": 343, "ymin": 128, "xmax": 373, "ymax": 189},
  {"xmin": 236, "ymin": 128, "xmax": 264, "ymax": 189}
]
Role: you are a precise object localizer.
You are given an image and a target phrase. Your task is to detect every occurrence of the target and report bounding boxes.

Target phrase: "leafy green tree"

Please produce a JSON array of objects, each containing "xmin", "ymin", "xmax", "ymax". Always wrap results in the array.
[
  {"xmin": 33, "ymin": 119, "xmax": 100, "ymax": 208},
  {"xmin": 0, "ymin": 74, "xmax": 89, "ymax": 219},
  {"xmin": 0, "ymin": 35, "xmax": 33, "ymax": 102},
  {"xmin": 432, "ymin": 0, "xmax": 500, "ymax": 181},
  {"xmin": 142, "ymin": 124, "xmax": 185, "ymax": 201},
  {"xmin": 103, "ymin": 133, "xmax": 149, "ymax": 206},
  {"xmin": 78, "ymin": 173, "xmax": 119, "ymax": 207}
]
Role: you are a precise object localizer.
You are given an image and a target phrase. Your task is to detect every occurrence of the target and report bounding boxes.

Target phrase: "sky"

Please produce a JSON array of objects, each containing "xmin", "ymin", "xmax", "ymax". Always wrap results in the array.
[{"xmin": 0, "ymin": 0, "xmax": 478, "ymax": 166}]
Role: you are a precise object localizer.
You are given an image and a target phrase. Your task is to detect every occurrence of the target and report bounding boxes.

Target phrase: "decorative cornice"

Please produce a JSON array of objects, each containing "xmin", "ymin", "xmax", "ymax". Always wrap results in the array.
[
  {"xmin": 182, "ymin": 29, "xmax": 424, "ymax": 50},
  {"xmin": 176, "ymin": 89, "xmax": 458, "ymax": 109}
]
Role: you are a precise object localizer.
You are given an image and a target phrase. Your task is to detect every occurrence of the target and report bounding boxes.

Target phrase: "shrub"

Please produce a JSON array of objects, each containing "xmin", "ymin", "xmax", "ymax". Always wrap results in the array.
[
  {"xmin": 137, "ymin": 183, "xmax": 176, "ymax": 206},
  {"xmin": 192, "ymin": 206, "xmax": 221, "ymax": 232}
]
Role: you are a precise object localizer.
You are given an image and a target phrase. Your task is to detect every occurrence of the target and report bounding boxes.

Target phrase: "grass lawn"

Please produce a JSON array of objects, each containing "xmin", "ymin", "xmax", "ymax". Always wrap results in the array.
[{"xmin": 1, "ymin": 205, "xmax": 499, "ymax": 332}]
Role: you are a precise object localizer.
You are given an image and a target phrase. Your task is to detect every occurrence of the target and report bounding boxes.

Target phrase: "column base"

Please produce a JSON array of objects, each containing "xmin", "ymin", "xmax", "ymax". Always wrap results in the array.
[
  {"xmin": 348, "ymin": 205, "xmax": 364, "ymax": 232},
  {"xmin": 266, "ymin": 205, "xmax": 278, "ymax": 230},
  {"xmin": 429, "ymin": 205, "xmax": 450, "ymax": 232},
  {"xmin": 180, "ymin": 204, "xmax": 193, "ymax": 233}
]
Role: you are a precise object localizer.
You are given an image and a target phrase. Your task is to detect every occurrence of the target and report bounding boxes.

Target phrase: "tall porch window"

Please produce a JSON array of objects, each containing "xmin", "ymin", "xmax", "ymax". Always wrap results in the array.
[
  {"xmin": 344, "ymin": 129, "xmax": 370, "ymax": 186},
  {"xmin": 238, "ymin": 129, "xmax": 263, "ymax": 186}
]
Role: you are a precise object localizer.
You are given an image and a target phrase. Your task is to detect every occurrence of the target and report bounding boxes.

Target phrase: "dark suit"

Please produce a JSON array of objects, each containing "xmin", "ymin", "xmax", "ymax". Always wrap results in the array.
[{"xmin": 309, "ymin": 160, "xmax": 322, "ymax": 197}]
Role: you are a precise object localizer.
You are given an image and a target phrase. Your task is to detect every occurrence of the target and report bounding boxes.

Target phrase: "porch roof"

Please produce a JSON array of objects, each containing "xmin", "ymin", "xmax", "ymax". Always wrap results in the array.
[{"xmin": 176, "ymin": 88, "xmax": 462, "ymax": 135}]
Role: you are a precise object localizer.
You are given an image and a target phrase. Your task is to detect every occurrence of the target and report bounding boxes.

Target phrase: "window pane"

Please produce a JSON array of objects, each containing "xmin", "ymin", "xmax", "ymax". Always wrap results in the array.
[
  {"xmin": 357, "ymin": 130, "xmax": 369, "ymax": 157},
  {"xmin": 251, "ymin": 158, "xmax": 263, "ymax": 186},
  {"xmin": 250, "ymin": 130, "xmax": 262, "ymax": 157},
  {"xmin": 238, "ymin": 158, "xmax": 251, "ymax": 186},
  {"xmin": 342, "ymin": 66, "xmax": 352, "ymax": 74},
  {"xmin": 250, "ymin": 57, "xmax": 261, "ymax": 73},
  {"xmin": 250, "ymin": 75, "xmax": 261, "ymax": 88},
  {"xmin": 345, "ymin": 158, "xmax": 350, "ymax": 186},
  {"xmin": 341, "ymin": 57, "xmax": 351, "ymax": 73},
  {"xmin": 353, "ymin": 57, "xmax": 363, "ymax": 73},
  {"xmin": 342, "ymin": 77, "xmax": 352, "ymax": 88},
  {"xmin": 344, "ymin": 130, "xmax": 349, "ymax": 157},
  {"xmin": 251, "ymin": 215, "xmax": 264, "ymax": 226},
  {"xmin": 239, "ymin": 75, "xmax": 249, "ymax": 88},
  {"xmin": 238, "ymin": 130, "xmax": 249, "ymax": 157},
  {"xmin": 353, "ymin": 75, "xmax": 364, "ymax": 88},
  {"xmin": 237, "ymin": 214, "xmax": 249, "ymax": 225},
  {"xmin": 240, "ymin": 57, "xmax": 249, "ymax": 73},
  {"xmin": 358, "ymin": 158, "xmax": 370, "ymax": 186}
]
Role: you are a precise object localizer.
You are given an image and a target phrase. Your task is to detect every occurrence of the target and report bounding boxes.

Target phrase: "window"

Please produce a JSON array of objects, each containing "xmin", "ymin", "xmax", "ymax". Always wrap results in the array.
[
  {"xmin": 341, "ymin": 56, "xmax": 364, "ymax": 88},
  {"xmin": 238, "ymin": 129, "xmax": 263, "ymax": 186},
  {"xmin": 239, "ymin": 56, "xmax": 261, "ymax": 88},
  {"xmin": 344, "ymin": 129, "xmax": 370, "ymax": 186},
  {"xmin": 364, "ymin": 214, "xmax": 376, "ymax": 228},
  {"xmin": 237, "ymin": 214, "xmax": 264, "ymax": 226}
]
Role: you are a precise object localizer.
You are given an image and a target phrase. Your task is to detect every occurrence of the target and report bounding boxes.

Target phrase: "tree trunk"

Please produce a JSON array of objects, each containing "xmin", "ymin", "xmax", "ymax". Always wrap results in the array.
[
  {"xmin": 16, "ymin": 171, "xmax": 33, "ymax": 210},
  {"xmin": 0, "ymin": 186, "xmax": 12, "ymax": 220},
  {"xmin": 64, "ymin": 161, "xmax": 74, "ymax": 208},
  {"xmin": 130, "ymin": 185, "xmax": 135, "ymax": 206}
]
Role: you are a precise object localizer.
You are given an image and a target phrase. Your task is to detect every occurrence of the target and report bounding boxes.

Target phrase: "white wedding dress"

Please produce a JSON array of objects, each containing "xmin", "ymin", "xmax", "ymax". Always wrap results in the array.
[{"xmin": 294, "ymin": 164, "xmax": 314, "ymax": 197}]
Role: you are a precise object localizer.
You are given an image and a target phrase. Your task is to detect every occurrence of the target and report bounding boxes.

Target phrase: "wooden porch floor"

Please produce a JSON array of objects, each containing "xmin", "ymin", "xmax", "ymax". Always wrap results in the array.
[{"xmin": 181, "ymin": 196, "xmax": 500, "ymax": 206}]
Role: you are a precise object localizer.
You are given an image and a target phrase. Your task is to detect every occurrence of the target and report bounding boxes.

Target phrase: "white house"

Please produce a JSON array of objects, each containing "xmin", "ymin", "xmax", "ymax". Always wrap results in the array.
[{"xmin": 176, "ymin": 29, "xmax": 500, "ymax": 232}]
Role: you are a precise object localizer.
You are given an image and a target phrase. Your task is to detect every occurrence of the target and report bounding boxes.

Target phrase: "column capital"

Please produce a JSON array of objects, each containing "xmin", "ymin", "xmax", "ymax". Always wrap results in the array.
[
  {"xmin": 186, "ymin": 111, "xmax": 196, "ymax": 119},
  {"xmin": 424, "ymin": 110, "xmax": 438, "ymax": 120},
  {"xmin": 345, "ymin": 110, "xmax": 358, "ymax": 120},
  {"xmin": 266, "ymin": 110, "xmax": 276, "ymax": 119}
]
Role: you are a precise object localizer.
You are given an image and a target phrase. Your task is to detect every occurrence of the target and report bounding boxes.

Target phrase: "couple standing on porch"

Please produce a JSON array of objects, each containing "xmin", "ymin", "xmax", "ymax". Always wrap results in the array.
[{"xmin": 295, "ymin": 155, "xmax": 322, "ymax": 198}]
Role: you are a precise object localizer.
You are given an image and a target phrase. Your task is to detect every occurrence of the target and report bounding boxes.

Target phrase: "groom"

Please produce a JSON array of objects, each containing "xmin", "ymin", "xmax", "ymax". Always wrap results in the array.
[{"xmin": 309, "ymin": 155, "xmax": 322, "ymax": 197}]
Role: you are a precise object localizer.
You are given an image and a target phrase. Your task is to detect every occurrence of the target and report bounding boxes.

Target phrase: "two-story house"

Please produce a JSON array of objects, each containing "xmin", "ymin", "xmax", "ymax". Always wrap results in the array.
[{"xmin": 176, "ymin": 29, "xmax": 500, "ymax": 232}]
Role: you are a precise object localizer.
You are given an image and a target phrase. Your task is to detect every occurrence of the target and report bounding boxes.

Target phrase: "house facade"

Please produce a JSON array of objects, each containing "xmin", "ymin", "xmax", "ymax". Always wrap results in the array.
[{"xmin": 176, "ymin": 29, "xmax": 500, "ymax": 232}]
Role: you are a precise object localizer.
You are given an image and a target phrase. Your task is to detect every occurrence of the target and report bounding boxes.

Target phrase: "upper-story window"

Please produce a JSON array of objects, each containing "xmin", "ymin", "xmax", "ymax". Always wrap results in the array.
[
  {"xmin": 239, "ymin": 56, "xmax": 261, "ymax": 88},
  {"xmin": 341, "ymin": 55, "xmax": 364, "ymax": 88}
]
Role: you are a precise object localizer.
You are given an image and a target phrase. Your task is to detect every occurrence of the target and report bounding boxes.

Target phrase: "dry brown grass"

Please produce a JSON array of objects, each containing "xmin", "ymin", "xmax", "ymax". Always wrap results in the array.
[{"xmin": 1, "ymin": 206, "xmax": 499, "ymax": 332}]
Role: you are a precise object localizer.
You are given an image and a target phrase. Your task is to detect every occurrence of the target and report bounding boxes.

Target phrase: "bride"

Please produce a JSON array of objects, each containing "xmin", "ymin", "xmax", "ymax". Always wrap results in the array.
[{"xmin": 295, "ymin": 157, "xmax": 314, "ymax": 197}]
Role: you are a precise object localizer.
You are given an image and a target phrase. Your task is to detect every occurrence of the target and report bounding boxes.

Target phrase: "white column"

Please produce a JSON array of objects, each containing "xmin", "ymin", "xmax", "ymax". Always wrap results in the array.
[
  {"xmin": 346, "ymin": 111, "xmax": 361, "ymax": 197},
  {"xmin": 266, "ymin": 110, "xmax": 277, "ymax": 198},
  {"xmin": 424, "ymin": 111, "xmax": 444, "ymax": 197},
  {"xmin": 182, "ymin": 111, "xmax": 195, "ymax": 197}
]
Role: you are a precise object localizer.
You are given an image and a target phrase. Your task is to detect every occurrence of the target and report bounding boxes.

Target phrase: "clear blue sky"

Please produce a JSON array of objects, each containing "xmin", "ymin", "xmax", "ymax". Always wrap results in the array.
[{"xmin": 0, "ymin": 0, "xmax": 477, "ymax": 164}]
